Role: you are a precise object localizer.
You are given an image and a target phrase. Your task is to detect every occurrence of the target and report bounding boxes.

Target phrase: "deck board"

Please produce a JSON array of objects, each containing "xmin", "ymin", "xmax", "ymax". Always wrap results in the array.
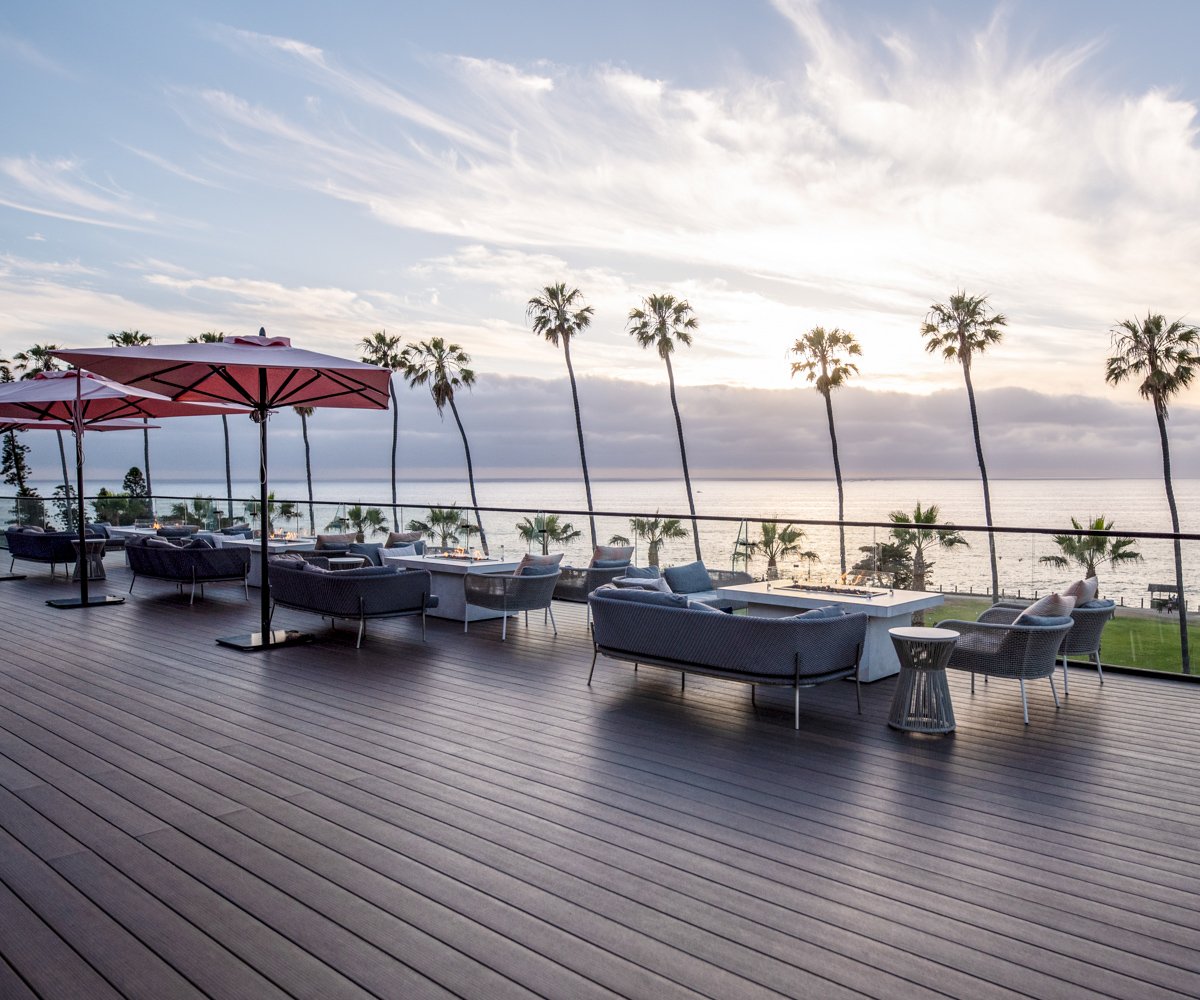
[{"xmin": 1, "ymin": 563, "xmax": 1199, "ymax": 998}]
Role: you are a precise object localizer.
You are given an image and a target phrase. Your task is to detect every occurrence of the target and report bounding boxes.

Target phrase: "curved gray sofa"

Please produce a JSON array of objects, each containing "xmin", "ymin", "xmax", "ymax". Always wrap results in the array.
[
  {"xmin": 588, "ymin": 588, "xmax": 867, "ymax": 728},
  {"xmin": 5, "ymin": 527, "xmax": 81, "ymax": 577},
  {"xmin": 267, "ymin": 562, "xmax": 438, "ymax": 647},
  {"xmin": 126, "ymin": 538, "xmax": 250, "ymax": 603}
]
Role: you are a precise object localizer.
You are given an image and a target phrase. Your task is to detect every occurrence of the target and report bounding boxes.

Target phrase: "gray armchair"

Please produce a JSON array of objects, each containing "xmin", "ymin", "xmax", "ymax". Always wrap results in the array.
[
  {"xmin": 463, "ymin": 569, "xmax": 561, "ymax": 640},
  {"xmin": 994, "ymin": 599, "xmax": 1116, "ymax": 692},
  {"xmin": 940, "ymin": 607, "xmax": 1073, "ymax": 724}
]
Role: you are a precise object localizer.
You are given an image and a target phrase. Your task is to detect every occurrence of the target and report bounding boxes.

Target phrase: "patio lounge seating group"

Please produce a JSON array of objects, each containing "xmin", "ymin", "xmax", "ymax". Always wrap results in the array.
[
  {"xmin": 126, "ymin": 535, "xmax": 251, "ymax": 604},
  {"xmin": 267, "ymin": 558, "xmax": 437, "ymax": 647},
  {"xmin": 587, "ymin": 586, "xmax": 867, "ymax": 728}
]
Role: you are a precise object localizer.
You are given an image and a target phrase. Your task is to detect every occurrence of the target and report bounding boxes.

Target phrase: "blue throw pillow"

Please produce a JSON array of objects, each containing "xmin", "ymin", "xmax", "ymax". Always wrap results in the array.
[
  {"xmin": 662, "ymin": 560, "xmax": 713, "ymax": 595},
  {"xmin": 348, "ymin": 541, "xmax": 383, "ymax": 566},
  {"xmin": 592, "ymin": 558, "xmax": 631, "ymax": 569},
  {"xmin": 85, "ymin": 522, "xmax": 110, "ymax": 539},
  {"xmin": 1017, "ymin": 614, "xmax": 1072, "ymax": 627},
  {"xmin": 1077, "ymin": 599, "xmax": 1115, "ymax": 610},
  {"xmin": 597, "ymin": 588, "xmax": 689, "ymax": 609},
  {"xmin": 519, "ymin": 564, "xmax": 559, "ymax": 576},
  {"xmin": 621, "ymin": 565, "xmax": 661, "ymax": 579},
  {"xmin": 798, "ymin": 605, "xmax": 843, "ymax": 619},
  {"xmin": 344, "ymin": 565, "xmax": 400, "ymax": 577}
]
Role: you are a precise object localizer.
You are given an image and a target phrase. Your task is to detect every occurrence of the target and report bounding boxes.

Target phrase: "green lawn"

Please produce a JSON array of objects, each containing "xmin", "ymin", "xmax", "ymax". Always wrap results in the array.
[{"xmin": 925, "ymin": 597, "xmax": 1200, "ymax": 674}]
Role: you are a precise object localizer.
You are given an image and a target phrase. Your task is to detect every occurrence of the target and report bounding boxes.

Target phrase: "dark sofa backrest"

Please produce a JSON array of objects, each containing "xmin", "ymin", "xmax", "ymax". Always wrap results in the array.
[{"xmin": 267, "ymin": 564, "xmax": 434, "ymax": 617}]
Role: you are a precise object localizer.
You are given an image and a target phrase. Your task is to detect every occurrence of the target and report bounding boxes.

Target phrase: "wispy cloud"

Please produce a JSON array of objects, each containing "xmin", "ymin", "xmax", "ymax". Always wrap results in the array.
[
  {"xmin": 120, "ymin": 144, "xmax": 225, "ymax": 189},
  {"xmin": 0, "ymin": 156, "xmax": 161, "ymax": 231},
  {"xmin": 172, "ymin": 2, "xmax": 1200, "ymax": 400},
  {"xmin": 0, "ymin": 32, "xmax": 69, "ymax": 77}
]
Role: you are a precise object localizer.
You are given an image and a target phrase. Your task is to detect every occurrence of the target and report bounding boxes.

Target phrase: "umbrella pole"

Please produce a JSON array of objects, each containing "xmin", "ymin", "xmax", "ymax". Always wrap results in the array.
[
  {"xmin": 218, "ymin": 372, "xmax": 312, "ymax": 651},
  {"xmin": 48, "ymin": 375, "xmax": 124, "ymax": 609}
]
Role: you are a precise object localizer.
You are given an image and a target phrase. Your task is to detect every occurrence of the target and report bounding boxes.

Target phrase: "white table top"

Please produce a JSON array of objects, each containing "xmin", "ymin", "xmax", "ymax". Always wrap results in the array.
[
  {"xmin": 221, "ymin": 537, "xmax": 316, "ymax": 552},
  {"xmin": 716, "ymin": 580, "xmax": 944, "ymax": 618},
  {"xmin": 382, "ymin": 553, "xmax": 520, "ymax": 575},
  {"xmin": 889, "ymin": 626, "xmax": 959, "ymax": 641}
]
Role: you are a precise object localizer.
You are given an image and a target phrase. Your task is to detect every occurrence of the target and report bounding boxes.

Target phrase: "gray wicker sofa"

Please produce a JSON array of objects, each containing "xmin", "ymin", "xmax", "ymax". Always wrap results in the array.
[
  {"xmin": 267, "ymin": 562, "xmax": 438, "ymax": 647},
  {"xmin": 587, "ymin": 588, "xmax": 867, "ymax": 728},
  {"xmin": 5, "ymin": 527, "xmax": 82, "ymax": 577},
  {"xmin": 126, "ymin": 537, "xmax": 250, "ymax": 603}
]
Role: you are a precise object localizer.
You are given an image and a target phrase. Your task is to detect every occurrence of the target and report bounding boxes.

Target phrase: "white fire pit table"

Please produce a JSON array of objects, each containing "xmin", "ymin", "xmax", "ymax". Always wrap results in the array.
[
  {"xmin": 381, "ymin": 553, "xmax": 522, "ymax": 622},
  {"xmin": 714, "ymin": 581, "xmax": 945, "ymax": 682}
]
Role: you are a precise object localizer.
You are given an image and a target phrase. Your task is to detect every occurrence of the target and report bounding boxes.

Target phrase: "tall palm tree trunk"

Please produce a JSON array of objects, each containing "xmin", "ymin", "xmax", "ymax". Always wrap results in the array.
[
  {"xmin": 562, "ymin": 338, "xmax": 596, "ymax": 548},
  {"xmin": 448, "ymin": 395, "xmax": 488, "ymax": 555},
  {"xmin": 54, "ymin": 430, "xmax": 70, "ymax": 504},
  {"xmin": 142, "ymin": 419, "xmax": 153, "ymax": 518},
  {"xmin": 1156, "ymin": 407, "xmax": 1190, "ymax": 673},
  {"xmin": 822, "ymin": 389, "xmax": 847, "ymax": 576},
  {"xmin": 664, "ymin": 354, "xmax": 701, "ymax": 562},
  {"xmin": 962, "ymin": 362, "xmax": 999, "ymax": 601},
  {"xmin": 300, "ymin": 412, "xmax": 315, "ymax": 535},
  {"xmin": 389, "ymin": 380, "xmax": 399, "ymax": 531},
  {"xmin": 222, "ymin": 415, "xmax": 233, "ymax": 519}
]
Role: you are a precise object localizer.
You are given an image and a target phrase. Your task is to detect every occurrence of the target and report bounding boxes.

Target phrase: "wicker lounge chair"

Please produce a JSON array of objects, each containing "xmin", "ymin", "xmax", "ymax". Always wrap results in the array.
[
  {"xmin": 939, "ymin": 607, "xmax": 1073, "ymax": 724},
  {"xmin": 994, "ymin": 599, "xmax": 1116, "ymax": 692},
  {"xmin": 462, "ymin": 569, "xmax": 561, "ymax": 640}
]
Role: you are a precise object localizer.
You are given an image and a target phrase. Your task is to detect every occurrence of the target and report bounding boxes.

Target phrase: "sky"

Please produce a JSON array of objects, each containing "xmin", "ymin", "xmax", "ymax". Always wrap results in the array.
[{"xmin": 2, "ymin": 0, "xmax": 1200, "ymax": 488}]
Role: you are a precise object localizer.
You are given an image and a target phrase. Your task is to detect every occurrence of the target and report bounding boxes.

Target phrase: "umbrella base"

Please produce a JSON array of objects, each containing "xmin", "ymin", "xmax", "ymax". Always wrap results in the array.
[
  {"xmin": 0, "ymin": 574, "xmax": 27, "ymax": 582},
  {"xmin": 47, "ymin": 594, "xmax": 126, "ymax": 609},
  {"xmin": 217, "ymin": 629, "xmax": 315, "ymax": 652}
]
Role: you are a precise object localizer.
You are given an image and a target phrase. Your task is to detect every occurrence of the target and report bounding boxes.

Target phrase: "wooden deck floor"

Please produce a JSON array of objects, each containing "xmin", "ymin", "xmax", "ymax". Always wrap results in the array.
[{"xmin": 0, "ymin": 560, "xmax": 1198, "ymax": 999}]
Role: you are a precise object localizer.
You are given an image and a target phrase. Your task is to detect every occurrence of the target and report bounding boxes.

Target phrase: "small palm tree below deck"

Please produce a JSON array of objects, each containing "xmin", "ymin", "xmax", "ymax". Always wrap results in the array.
[
  {"xmin": 626, "ymin": 513, "xmax": 688, "ymax": 568},
  {"xmin": 735, "ymin": 520, "xmax": 819, "ymax": 580},
  {"xmin": 408, "ymin": 506, "xmax": 480, "ymax": 550},
  {"xmin": 1039, "ymin": 515, "xmax": 1142, "ymax": 596},
  {"xmin": 516, "ymin": 514, "xmax": 581, "ymax": 555}
]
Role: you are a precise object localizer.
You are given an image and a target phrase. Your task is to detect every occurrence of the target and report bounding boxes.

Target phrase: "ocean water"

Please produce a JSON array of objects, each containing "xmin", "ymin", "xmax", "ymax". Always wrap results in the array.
[{"xmin": 23, "ymin": 476, "xmax": 1200, "ymax": 606}]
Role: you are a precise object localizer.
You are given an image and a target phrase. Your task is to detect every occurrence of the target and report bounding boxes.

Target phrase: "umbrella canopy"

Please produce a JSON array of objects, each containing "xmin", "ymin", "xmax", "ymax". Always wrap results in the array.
[
  {"xmin": 0, "ymin": 371, "xmax": 249, "ymax": 608},
  {"xmin": 55, "ymin": 333, "xmax": 392, "ymax": 411},
  {"xmin": 54, "ymin": 333, "xmax": 393, "ymax": 647},
  {"xmin": 0, "ymin": 418, "xmax": 160, "ymax": 432}
]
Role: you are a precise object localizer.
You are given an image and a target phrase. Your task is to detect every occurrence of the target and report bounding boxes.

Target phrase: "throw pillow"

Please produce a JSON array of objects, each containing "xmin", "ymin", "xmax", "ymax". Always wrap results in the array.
[
  {"xmin": 348, "ymin": 541, "xmax": 383, "ymax": 566},
  {"xmin": 1077, "ymin": 599, "xmax": 1114, "ymax": 610},
  {"xmin": 514, "ymin": 552, "xmax": 564, "ymax": 577},
  {"xmin": 622, "ymin": 565, "xmax": 661, "ymax": 579},
  {"xmin": 1015, "ymin": 614, "xmax": 1073, "ymax": 628},
  {"xmin": 1014, "ymin": 592, "xmax": 1076, "ymax": 623},
  {"xmin": 316, "ymin": 532, "xmax": 354, "ymax": 550},
  {"xmin": 185, "ymin": 537, "xmax": 215, "ymax": 549},
  {"xmin": 592, "ymin": 558, "xmax": 631, "ymax": 569},
  {"xmin": 688, "ymin": 600, "xmax": 725, "ymax": 613},
  {"xmin": 662, "ymin": 560, "xmax": 714, "ymax": 595},
  {"xmin": 1064, "ymin": 577, "xmax": 1099, "ymax": 604},
  {"xmin": 222, "ymin": 523, "xmax": 251, "ymax": 533},
  {"xmin": 518, "ymin": 563, "xmax": 559, "ymax": 577},
  {"xmin": 797, "ymin": 605, "xmax": 844, "ymax": 619},
  {"xmin": 302, "ymin": 561, "xmax": 332, "ymax": 574},
  {"xmin": 143, "ymin": 537, "xmax": 175, "ymax": 548},
  {"xmin": 381, "ymin": 544, "xmax": 417, "ymax": 558},
  {"xmin": 596, "ymin": 588, "xmax": 689, "ymax": 609},
  {"xmin": 592, "ymin": 544, "xmax": 634, "ymax": 565},
  {"xmin": 269, "ymin": 552, "xmax": 306, "ymax": 565},
  {"xmin": 386, "ymin": 530, "xmax": 424, "ymax": 548},
  {"xmin": 344, "ymin": 565, "xmax": 400, "ymax": 577},
  {"xmin": 614, "ymin": 575, "xmax": 672, "ymax": 593},
  {"xmin": 21, "ymin": 525, "xmax": 44, "ymax": 533}
]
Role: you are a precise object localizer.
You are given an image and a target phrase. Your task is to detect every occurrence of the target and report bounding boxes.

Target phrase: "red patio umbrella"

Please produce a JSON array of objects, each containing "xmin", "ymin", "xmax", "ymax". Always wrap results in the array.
[
  {"xmin": 0, "ymin": 371, "xmax": 248, "ymax": 608},
  {"xmin": 55, "ymin": 332, "xmax": 392, "ymax": 648}
]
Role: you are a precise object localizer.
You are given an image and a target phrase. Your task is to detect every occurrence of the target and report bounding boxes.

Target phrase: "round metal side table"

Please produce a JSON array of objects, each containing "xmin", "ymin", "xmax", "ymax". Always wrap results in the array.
[{"xmin": 888, "ymin": 626, "xmax": 959, "ymax": 733}]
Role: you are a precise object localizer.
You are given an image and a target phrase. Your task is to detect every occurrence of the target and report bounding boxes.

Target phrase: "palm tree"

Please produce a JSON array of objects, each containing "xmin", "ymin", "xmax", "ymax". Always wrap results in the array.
[
  {"xmin": 627, "ymin": 293, "xmax": 703, "ymax": 561},
  {"xmin": 527, "ymin": 283, "xmax": 597, "ymax": 547},
  {"xmin": 1106, "ymin": 313, "xmax": 1199, "ymax": 673},
  {"xmin": 188, "ymin": 333, "xmax": 234, "ymax": 519},
  {"xmin": 292, "ymin": 406, "xmax": 316, "ymax": 534},
  {"xmin": 921, "ymin": 291, "xmax": 1006, "ymax": 602},
  {"xmin": 400, "ymin": 337, "xmax": 488, "ymax": 554},
  {"xmin": 407, "ymin": 505, "xmax": 479, "ymax": 549},
  {"xmin": 627, "ymin": 512, "xmax": 688, "ymax": 567},
  {"xmin": 360, "ymin": 330, "xmax": 405, "ymax": 530},
  {"xmin": 516, "ymin": 514, "xmax": 581, "ymax": 555},
  {"xmin": 888, "ymin": 503, "xmax": 968, "ymax": 623},
  {"xmin": 1039, "ymin": 515, "xmax": 1142, "ymax": 595},
  {"xmin": 13, "ymin": 344, "xmax": 71, "ymax": 501},
  {"xmin": 791, "ymin": 327, "xmax": 861, "ymax": 577},
  {"xmin": 325, "ymin": 504, "xmax": 385, "ymax": 542},
  {"xmin": 736, "ymin": 519, "xmax": 819, "ymax": 579}
]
